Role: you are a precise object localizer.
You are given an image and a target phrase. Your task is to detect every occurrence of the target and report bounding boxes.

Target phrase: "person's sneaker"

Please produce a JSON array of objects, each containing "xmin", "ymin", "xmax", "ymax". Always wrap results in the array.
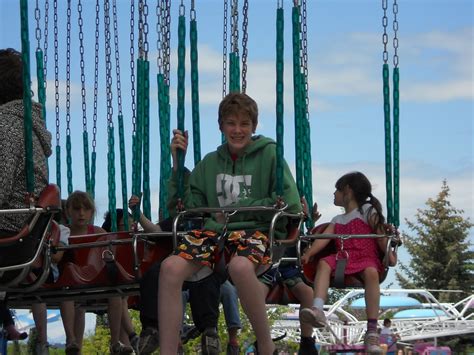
[
  {"xmin": 298, "ymin": 336, "xmax": 318, "ymax": 355},
  {"xmin": 226, "ymin": 342, "xmax": 240, "ymax": 355},
  {"xmin": 139, "ymin": 327, "xmax": 160, "ymax": 355},
  {"xmin": 110, "ymin": 341, "xmax": 133, "ymax": 355},
  {"xmin": 201, "ymin": 327, "xmax": 221, "ymax": 355},
  {"xmin": 181, "ymin": 324, "xmax": 201, "ymax": 344},
  {"xmin": 364, "ymin": 330, "xmax": 383, "ymax": 354},
  {"xmin": 299, "ymin": 307, "xmax": 327, "ymax": 328},
  {"xmin": 129, "ymin": 333, "xmax": 140, "ymax": 354}
]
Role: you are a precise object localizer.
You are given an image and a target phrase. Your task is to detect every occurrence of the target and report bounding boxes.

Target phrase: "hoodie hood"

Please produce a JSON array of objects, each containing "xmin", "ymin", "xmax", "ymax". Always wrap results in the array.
[{"xmin": 216, "ymin": 135, "xmax": 275, "ymax": 161}]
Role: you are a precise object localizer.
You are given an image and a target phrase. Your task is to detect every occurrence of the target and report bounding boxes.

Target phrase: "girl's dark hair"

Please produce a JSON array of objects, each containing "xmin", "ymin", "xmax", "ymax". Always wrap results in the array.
[
  {"xmin": 0, "ymin": 48, "xmax": 23, "ymax": 105},
  {"xmin": 335, "ymin": 171, "xmax": 385, "ymax": 231},
  {"xmin": 102, "ymin": 209, "xmax": 125, "ymax": 232}
]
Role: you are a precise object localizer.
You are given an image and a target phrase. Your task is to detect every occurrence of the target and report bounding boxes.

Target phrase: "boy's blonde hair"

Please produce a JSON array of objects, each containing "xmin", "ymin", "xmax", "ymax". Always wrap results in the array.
[{"xmin": 218, "ymin": 92, "xmax": 258, "ymax": 132}]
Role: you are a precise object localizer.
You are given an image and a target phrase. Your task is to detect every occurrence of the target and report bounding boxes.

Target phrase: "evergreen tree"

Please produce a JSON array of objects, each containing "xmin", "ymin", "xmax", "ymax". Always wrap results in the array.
[{"xmin": 396, "ymin": 180, "xmax": 473, "ymax": 302}]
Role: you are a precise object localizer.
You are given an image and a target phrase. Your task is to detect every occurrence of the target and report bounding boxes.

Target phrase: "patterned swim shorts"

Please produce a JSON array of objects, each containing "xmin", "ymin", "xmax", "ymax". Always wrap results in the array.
[{"xmin": 174, "ymin": 229, "xmax": 272, "ymax": 269}]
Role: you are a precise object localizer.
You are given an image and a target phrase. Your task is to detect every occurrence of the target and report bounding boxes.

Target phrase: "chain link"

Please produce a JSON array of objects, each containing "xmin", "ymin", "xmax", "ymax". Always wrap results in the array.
[
  {"xmin": 156, "ymin": 0, "xmax": 162, "ymax": 73},
  {"xmin": 231, "ymin": 0, "xmax": 239, "ymax": 54},
  {"xmin": 43, "ymin": 0, "xmax": 49, "ymax": 91},
  {"xmin": 130, "ymin": 0, "xmax": 137, "ymax": 133},
  {"xmin": 222, "ymin": 0, "xmax": 228, "ymax": 98},
  {"xmin": 93, "ymin": 0, "xmax": 100, "ymax": 154},
  {"xmin": 66, "ymin": 0, "xmax": 73, "ymax": 195},
  {"xmin": 382, "ymin": 0, "xmax": 389, "ymax": 64},
  {"xmin": 164, "ymin": 0, "xmax": 171, "ymax": 85},
  {"xmin": 392, "ymin": 0, "xmax": 399, "ymax": 68},
  {"xmin": 112, "ymin": 0, "xmax": 123, "ymax": 115},
  {"xmin": 138, "ymin": 0, "xmax": 144, "ymax": 58},
  {"xmin": 143, "ymin": 0, "xmax": 149, "ymax": 58},
  {"xmin": 78, "ymin": 0, "xmax": 87, "ymax": 132},
  {"xmin": 35, "ymin": 0, "xmax": 41, "ymax": 50},
  {"xmin": 241, "ymin": 0, "xmax": 248, "ymax": 92}
]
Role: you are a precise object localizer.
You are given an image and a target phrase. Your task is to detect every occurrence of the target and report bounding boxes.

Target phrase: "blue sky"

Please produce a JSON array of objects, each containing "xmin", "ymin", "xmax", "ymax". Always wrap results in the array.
[{"xmin": 1, "ymin": 0, "xmax": 473, "ymax": 344}]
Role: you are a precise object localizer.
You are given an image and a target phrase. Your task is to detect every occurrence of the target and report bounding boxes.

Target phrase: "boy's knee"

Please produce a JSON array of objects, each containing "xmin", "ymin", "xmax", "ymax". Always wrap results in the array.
[
  {"xmin": 228, "ymin": 256, "xmax": 254, "ymax": 279},
  {"xmin": 160, "ymin": 256, "xmax": 184, "ymax": 282}
]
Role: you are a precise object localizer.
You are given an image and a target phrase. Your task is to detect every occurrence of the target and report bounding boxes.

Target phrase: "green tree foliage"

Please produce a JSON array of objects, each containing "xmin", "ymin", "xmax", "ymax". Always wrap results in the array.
[{"xmin": 396, "ymin": 180, "xmax": 473, "ymax": 302}]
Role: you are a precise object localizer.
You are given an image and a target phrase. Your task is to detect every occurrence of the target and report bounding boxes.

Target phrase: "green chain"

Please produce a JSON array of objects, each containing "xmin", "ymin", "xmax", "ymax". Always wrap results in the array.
[
  {"xmin": 36, "ymin": 50, "xmax": 47, "ymax": 124},
  {"xmin": 142, "ymin": 59, "xmax": 151, "ymax": 220},
  {"xmin": 275, "ymin": 7, "xmax": 284, "ymax": 197},
  {"xmin": 292, "ymin": 5, "xmax": 303, "ymax": 197},
  {"xmin": 83, "ymin": 131, "xmax": 91, "ymax": 195},
  {"xmin": 132, "ymin": 58, "xmax": 144, "ymax": 222},
  {"xmin": 158, "ymin": 74, "xmax": 171, "ymax": 220},
  {"xmin": 107, "ymin": 126, "xmax": 117, "ymax": 232},
  {"xmin": 383, "ymin": 63, "xmax": 393, "ymax": 224},
  {"xmin": 66, "ymin": 135, "xmax": 73, "ymax": 195},
  {"xmin": 56, "ymin": 145, "xmax": 61, "ymax": 192},
  {"xmin": 90, "ymin": 151, "xmax": 96, "ymax": 199},
  {"xmin": 190, "ymin": 17, "xmax": 201, "ymax": 165},
  {"xmin": 229, "ymin": 52, "xmax": 241, "ymax": 93},
  {"xmin": 118, "ymin": 113, "xmax": 129, "ymax": 231},
  {"xmin": 177, "ymin": 14, "xmax": 186, "ymax": 200},
  {"xmin": 20, "ymin": 0, "xmax": 34, "ymax": 194},
  {"xmin": 393, "ymin": 67, "xmax": 400, "ymax": 226}
]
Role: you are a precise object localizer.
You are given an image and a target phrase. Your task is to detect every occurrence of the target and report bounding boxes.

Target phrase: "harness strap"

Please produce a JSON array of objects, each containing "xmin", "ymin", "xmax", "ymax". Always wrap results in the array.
[{"xmin": 334, "ymin": 257, "xmax": 347, "ymax": 289}]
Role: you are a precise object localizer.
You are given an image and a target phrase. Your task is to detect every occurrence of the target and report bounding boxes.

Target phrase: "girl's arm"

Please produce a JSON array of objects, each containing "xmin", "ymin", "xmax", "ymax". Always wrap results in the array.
[
  {"xmin": 129, "ymin": 195, "xmax": 162, "ymax": 233},
  {"xmin": 301, "ymin": 223, "xmax": 334, "ymax": 264}
]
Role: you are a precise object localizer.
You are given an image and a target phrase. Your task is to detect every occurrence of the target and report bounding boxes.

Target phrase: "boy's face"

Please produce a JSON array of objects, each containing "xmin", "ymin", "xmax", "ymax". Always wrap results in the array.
[{"xmin": 220, "ymin": 113, "xmax": 255, "ymax": 155}]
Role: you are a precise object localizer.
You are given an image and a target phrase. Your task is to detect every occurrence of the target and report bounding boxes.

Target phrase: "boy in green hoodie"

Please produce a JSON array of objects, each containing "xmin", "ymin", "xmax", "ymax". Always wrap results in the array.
[{"xmin": 158, "ymin": 92, "xmax": 302, "ymax": 355}]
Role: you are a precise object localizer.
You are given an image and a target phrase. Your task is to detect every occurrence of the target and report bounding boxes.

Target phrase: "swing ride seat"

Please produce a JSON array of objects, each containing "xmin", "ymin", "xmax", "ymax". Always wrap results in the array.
[
  {"xmin": 301, "ymin": 223, "xmax": 399, "ymax": 288},
  {"xmin": 0, "ymin": 184, "xmax": 60, "ymax": 289}
]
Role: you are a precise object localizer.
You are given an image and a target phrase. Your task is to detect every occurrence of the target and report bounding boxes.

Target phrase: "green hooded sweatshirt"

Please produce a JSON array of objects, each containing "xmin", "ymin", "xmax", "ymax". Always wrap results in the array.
[{"xmin": 167, "ymin": 135, "xmax": 302, "ymax": 240}]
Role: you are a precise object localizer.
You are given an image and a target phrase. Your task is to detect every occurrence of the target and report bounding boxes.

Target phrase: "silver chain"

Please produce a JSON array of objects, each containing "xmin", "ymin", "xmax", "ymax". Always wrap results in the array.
[
  {"xmin": 143, "ymin": 0, "xmax": 149, "ymax": 58},
  {"xmin": 78, "ymin": 0, "xmax": 88, "ymax": 133},
  {"xmin": 138, "ymin": 0, "xmax": 144, "ymax": 59},
  {"xmin": 241, "ymin": 0, "xmax": 249, "ymax": 93},
  {"xmin": 104, "ymin": 0, "xmax": 114, "ymax": 128},
  {"xmin": 392, "ymin": 0, "xmax": 399, "ymax": 68},
  {"xmin": 43, "ymin": 0, "xmax": 49, "ymax": 92},
  {"xmin": 231, "ymin": 0, "xmax": 239, "ymax": 54},
  {"xmin": 54, "ymin": 0, "xmax": 59, "ymax": 146},
  {"xmin": 34, "ymin": 0, "xmax": 41, "ymax": 50},
  {"xmin": 301, "ymin": 0, "xmax": 309, "ymax": 121},
  {"xmin": 93, "ymin": 0, "xmax": 100, "ymax": 152},
  {"xmin": 222, "ymin": 0, "xmax": 228, "ymax": 97},
  {"xmin": 163, "ymin": 0, "xmax": 171, "ymax": 85},
  {"xmin": 112, "ymin": 0, "xmax": 123, "ymax": 115},
  {"xmin": 156, "ymin": 0, "xmax": 162, "ymax": 73},
  {"xmin": 382, "ymin": 0, "xmax": 389, "ymax": 64},
  {"xmin": 66, "ymin": 0, "xmax": 71, "ymax": 137},
  {"xmin": 130, "ymin": 0, "xmax": 136, "ymax": 133}
]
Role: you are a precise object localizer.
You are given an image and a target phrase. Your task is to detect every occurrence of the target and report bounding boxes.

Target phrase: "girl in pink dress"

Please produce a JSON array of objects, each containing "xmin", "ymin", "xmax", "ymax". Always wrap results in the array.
[{"xmin": 300, "ymin": 172, "xmax": 390, "ymax": 354}]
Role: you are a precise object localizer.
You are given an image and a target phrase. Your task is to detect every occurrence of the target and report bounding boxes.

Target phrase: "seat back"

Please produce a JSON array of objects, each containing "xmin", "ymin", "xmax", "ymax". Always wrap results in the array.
[{"xmin": 0, "ymin": 184, "xmax": 60, "ymax": 285}]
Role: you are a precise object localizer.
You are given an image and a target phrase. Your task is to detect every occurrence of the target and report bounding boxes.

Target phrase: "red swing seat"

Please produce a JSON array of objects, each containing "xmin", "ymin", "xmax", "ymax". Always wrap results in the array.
[
  {"xmin": 302, "ymin": 223, "xmax": 393, "ymax": 288},
  {"xmin": 0, "ymin": 184, "xmax": 60, "ymax": 288}
]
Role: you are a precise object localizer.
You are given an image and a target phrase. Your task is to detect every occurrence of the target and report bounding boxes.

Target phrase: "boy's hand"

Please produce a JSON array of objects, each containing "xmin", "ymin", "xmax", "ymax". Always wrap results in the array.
[
  {"xmin": 171, "ymin": 129, "xmax": 189, "ymax": 171},
  {"xmin": 301, "ymin": 248, "xmax": 314, "ymax": 264}
]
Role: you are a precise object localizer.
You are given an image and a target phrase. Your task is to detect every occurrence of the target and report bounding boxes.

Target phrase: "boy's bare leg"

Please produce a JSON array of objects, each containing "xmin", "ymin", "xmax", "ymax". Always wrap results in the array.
[
  {"xmin": 290, "ymin": 282, "xmax": 315, "ymax": 337},
  {"xmin": 229, "ymin": 256, "xmax": 275, "ymax": 355},
  {"xmin": 32, "ymin": 303, "xmax": 48, "ymax": 344},
  {"xmin": 158, "ymin": 255, "xmax": 201, "ymax": 355}
]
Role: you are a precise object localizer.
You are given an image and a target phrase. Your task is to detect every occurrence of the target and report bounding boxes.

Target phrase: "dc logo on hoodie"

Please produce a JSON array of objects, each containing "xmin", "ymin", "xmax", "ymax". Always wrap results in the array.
[{"xmin": 216, "ymin": 174, "xmax": 252, "ymax": 206}]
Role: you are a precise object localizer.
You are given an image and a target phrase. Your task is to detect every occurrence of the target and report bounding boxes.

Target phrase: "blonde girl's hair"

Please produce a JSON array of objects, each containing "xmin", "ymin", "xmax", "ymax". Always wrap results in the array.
[{"xmin": 66, "ymin": 191, "xmax": 96, "ymax": 215}]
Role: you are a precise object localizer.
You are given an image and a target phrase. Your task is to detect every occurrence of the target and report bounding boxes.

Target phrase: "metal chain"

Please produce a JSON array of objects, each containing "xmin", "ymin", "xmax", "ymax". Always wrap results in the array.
[
  {"xmin": 156, "ymin": 0, "xmax": 162, "ymax": 73},
  {"xmin": 54, "ymin": 0, "xmax": 59, "ymax": 148},
  {"xmin": 302, "ymin": 0, "xmax": 309, "ymax": 121},
  {"xmin": 143, "ymin": 0, "xmax": 149, "ymax": 58},
  {"xmin": 130, "ymin": 0, "xmax": 137, "ymax": 133},
  {"xmin": 43, "ymin": 0, "xmax": 49, "ymax": 91},
  {"xmin": 104, "ymin": 0, "xmax": 114, "ymax": 128},
  {"xmin": 222, "ymin": 0, "xmax": 228, "ymax": 97},
  {"xmin": 112, "ymin": 0, "xmax": 123, "ymax": 115},
  {"xmin": 93, "ymin": 0, "xmax": 100, "ymax": 154},
  {"xmin": 392, "ymin": 0, "xmax": 399, "ymax": 68},
  {"xmin": 138, "ymin": 0, "xmax": 144, "ymax": 58},
  {"xmin": 34, "ymin": 0, "xmax": 41, "ymax": 50},
  {"xmin": 66, "ymin": 0, "xmax": 73, "ymax": 195},
  {"xmin": 231, "ymin": 0, "xmax": 239, "ymax": 54},
  {"xmin": 190, "ymin": 0, "xmax": 196, "ymax": 20},
  {"xmin": 241, "ymin": 0, "xmax": 248, "ymax": 93},
  {"xmin": 382, "ymin": 0, "xmax": 389, "ymax": 64},
  {"xmin": 78, "ymin": 0, "xmax": 87, "ymax": 133},
  {"xmin": 164, "ymin": 0, "xmax": 171, "ymax": 84}
]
